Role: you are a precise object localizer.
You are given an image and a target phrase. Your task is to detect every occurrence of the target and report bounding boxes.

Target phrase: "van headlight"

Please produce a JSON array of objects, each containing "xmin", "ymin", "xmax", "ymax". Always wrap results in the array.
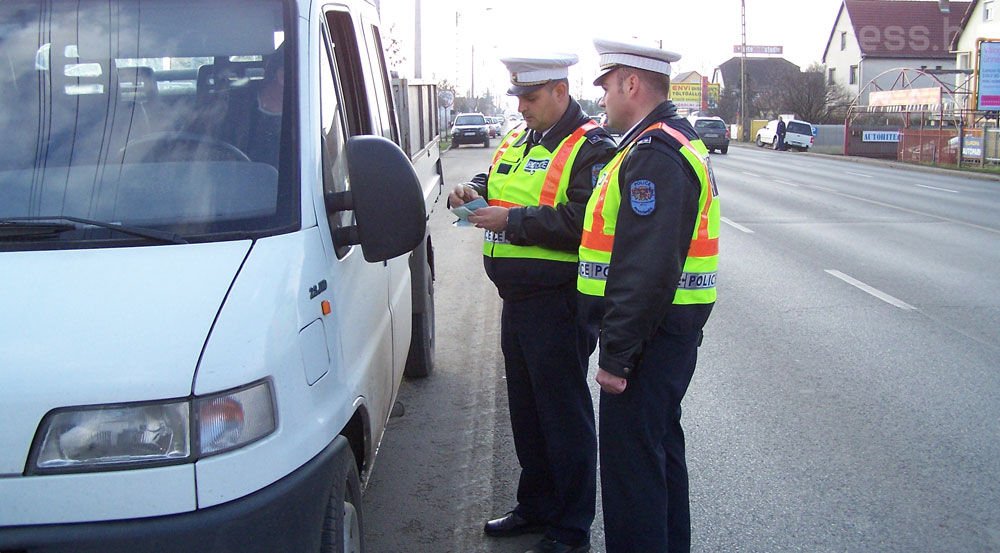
[{"xmin": 30, "ymin": 380, "xmax": 275, "ymax": 474}]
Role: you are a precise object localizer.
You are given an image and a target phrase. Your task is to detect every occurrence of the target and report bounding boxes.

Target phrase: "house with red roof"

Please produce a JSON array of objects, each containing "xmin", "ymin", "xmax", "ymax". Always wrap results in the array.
[{"xmin": 822, "ymin": 0, "xmax": 971, "ymax": 105}]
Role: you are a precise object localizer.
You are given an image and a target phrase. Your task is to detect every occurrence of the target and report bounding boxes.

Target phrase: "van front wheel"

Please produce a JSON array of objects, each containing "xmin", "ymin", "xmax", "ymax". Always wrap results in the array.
[{"xmin": 320, "ymin": 447, "xmax": 365, "ymax": 553}]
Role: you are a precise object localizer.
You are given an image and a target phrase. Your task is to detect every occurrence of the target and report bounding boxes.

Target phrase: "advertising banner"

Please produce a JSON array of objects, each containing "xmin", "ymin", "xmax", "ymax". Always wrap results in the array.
[{"xmin": 977, "ymin": 41, "xmax": 1000, "ymax": 111}]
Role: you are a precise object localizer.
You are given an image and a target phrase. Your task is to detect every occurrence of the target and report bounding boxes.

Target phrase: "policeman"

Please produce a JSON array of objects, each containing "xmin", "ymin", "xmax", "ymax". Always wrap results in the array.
[
  {"xmin": 449, "ymin": 53, "xmax": 617, "ymax": 553},
  {"xmin": 577, "ymin": 38, "xmax": 720, "ymax": 553}
]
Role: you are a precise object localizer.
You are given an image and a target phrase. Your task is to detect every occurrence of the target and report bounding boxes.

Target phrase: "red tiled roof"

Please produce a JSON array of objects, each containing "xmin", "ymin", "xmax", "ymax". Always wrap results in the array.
[{"xmin": 844, "ymin": 0, "xmax": 970, "ymax": 58}]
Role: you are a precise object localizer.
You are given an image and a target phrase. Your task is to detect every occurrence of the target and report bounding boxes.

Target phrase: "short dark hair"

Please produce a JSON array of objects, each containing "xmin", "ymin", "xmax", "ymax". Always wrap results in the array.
[{"xmin": 617, "ymin": 66, "xmax": 670, "ymax": 99}]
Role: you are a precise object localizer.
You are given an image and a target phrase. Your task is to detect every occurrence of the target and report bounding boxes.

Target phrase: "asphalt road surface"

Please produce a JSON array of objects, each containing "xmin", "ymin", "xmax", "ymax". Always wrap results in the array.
[{"xmin": 363, "ymin": 139, "xmax": 1000, "ymax": 553}]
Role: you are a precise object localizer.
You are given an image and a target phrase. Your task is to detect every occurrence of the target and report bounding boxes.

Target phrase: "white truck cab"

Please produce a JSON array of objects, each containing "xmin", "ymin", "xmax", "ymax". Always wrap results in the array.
[{"xmin": 0, "ymin": 0, "xmax": 439, "ymax": 551}]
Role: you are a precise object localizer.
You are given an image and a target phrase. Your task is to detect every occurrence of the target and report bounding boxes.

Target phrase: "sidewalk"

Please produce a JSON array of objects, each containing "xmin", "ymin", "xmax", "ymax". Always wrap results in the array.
[{"xmin": 729, "ymin": 140, "xmax": 1000, "ymax": 183}]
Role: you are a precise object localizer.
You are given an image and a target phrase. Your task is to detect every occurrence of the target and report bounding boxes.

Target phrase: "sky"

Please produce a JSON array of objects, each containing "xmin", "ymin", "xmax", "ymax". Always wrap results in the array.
[{"xmin": 380, "ymin": 0, "xmax": 845, "ymax": 108}]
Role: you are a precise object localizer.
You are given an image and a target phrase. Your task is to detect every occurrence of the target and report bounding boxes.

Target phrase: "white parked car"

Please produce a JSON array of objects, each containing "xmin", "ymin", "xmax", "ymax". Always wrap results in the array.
[{"xmin": 756, "ymin": 119, "xmax": 815, "ymax": 151}]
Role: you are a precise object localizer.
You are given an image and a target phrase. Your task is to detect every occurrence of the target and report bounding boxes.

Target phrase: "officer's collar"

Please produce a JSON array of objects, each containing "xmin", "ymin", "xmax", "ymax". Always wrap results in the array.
[
  {"xmin": 618, "ymin": 100, "xmax": 679, "ymax": 148},
  {"xmin": 522, "ymin": 97, "xmax": 586, "ymax": 152}
]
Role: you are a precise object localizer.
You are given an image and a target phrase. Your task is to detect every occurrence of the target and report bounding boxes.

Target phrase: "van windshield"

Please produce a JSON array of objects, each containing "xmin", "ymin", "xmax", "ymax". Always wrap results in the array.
[{"xmin": 0, "ymin": 0, "xmax": 297, "ymax": 249}]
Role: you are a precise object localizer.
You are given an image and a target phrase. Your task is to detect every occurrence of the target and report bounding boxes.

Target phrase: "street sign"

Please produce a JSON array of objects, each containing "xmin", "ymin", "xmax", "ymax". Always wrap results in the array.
[
  {"xmin": 733, "ymin": 45, "xmax": 783, "ymax": 55},
  {"xmin": 438, "ymin": 90, "xmax": 454, "ymax": 109}
]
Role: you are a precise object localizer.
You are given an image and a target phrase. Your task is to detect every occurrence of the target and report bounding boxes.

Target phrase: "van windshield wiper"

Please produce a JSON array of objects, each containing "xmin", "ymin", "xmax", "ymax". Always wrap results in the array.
[{"xmin": 0, "ymin": 216, "xmax": 188, "ymax": 245}]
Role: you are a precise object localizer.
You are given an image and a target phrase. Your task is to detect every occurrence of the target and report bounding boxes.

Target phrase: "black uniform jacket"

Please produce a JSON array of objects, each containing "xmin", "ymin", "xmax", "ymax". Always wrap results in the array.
[
  {"xmin": 599, "ymin": 101, "xmax": 714, "ymax": 378},
  {"xmin": 469, "ymin": 99, "xmax": 617, "ymax": 301}
]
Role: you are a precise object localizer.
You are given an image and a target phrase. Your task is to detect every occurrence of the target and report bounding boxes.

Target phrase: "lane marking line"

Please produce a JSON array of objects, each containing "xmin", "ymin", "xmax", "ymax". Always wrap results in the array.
[
  {"xmin": 741, "ymin": 171, "xmax": 762, "ymax": 178},
  {"xmin": 825, "ymin": 270, "xmax": 917, "ymax": 311},
  {"xmin": 916, "ymin": 184, "xmax": 959, "ymax": 194},
  {"xmin": 774, "ymin": 178, "xmax": 800, "ymax": 187},
  {"xmin": 809, "ymin": 187, "xmax": 1000, "ymax": 235},
  {"xmin": 722, "ymin": 217, "xmax": 754, "ymax": 233},
  {"xmin": 846, "ymin": 171, "xmax": 873, "ymax": 178}
]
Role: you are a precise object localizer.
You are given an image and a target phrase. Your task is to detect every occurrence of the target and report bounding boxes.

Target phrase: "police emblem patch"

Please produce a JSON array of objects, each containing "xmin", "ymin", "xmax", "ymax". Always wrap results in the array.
[
  {"xmin": 523, "ymin": 159, "xmax": 550, "ymax": 174},
  {"xmin": 591, "ymin": 163, "xmax": 606, "ymax": 188},
  {"xmin": 629, "ymin": 180, "xmax": 656, "ymax": 215}
]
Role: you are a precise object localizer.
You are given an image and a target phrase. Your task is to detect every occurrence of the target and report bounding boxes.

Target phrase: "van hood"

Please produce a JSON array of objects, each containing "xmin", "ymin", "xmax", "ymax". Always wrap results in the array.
[{"xmin": 0, "ymin": 241, "xmax": 251, "ymax": 475}]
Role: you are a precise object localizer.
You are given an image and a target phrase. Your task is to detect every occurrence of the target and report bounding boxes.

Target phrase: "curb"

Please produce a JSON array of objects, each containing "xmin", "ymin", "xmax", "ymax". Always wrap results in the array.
[{"xmin": 729, "ymin": 141, "xmax": 1000, "ymax": 183}]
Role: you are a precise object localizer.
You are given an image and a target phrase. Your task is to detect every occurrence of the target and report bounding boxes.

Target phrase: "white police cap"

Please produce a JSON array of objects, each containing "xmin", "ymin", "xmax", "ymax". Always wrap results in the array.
[
  {"xmin": 592, "ymin": 38, "xmax": 681, "ymax": 85},
  {"xmin": 500, "ymin": 53, "xmax": 579, "ymax": 96}
]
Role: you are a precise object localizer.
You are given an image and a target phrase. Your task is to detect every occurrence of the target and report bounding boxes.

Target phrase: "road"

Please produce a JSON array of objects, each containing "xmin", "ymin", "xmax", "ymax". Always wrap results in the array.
[{"xmin": 364, "ymin": 140, "xmax": 1000, "ymax": 552}]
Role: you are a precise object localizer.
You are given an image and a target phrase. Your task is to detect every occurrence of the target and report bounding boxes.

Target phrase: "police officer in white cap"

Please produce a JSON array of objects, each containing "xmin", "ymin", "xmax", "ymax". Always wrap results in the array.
[
  {"xmin": 449, "ymin": 53, "xmax": 616, "ymax": 553},
  {"xmin": 577, "ymin": 38, "xmax": 720, "ymax": 553}
]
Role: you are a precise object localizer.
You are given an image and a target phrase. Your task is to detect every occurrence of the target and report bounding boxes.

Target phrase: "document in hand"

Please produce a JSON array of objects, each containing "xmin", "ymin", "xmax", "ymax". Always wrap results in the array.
[{"xmin": 450, "ymin": 197, "xmax": 488, "ymax": 226}]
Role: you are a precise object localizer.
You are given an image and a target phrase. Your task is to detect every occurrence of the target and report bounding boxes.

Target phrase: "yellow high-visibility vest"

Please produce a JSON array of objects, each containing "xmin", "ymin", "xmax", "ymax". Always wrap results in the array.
[
  {"xmin": 483, "ymin": 121, "xmax": 599, "ymax": 262},
  {"xmin": 577, "ymin": 122, "xmax": 720, "ymax": 304}
]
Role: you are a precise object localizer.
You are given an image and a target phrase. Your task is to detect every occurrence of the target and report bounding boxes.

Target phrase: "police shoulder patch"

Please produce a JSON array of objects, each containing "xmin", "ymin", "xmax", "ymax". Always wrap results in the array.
[
  {"xmin": 591, "ymin": 163, "xmax": 606, "ymax": 188},
  {"xmin": 629, "ymin": 180, "xmax": 656, "ymax": 215}
]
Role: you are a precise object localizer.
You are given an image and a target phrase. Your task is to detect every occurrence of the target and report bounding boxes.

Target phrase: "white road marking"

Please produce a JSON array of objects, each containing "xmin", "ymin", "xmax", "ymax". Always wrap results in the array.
[
  {"xmin": 774, "ymin": 178, "xmax": 800, "ymax": 187},
  {"xmin": 722, "ymin": 217, "xmax": 754, "ymax": 233},
  {"xmin": 741, "ymin": 171, "xmax": 762, "ymax": 178},
  {"xmin": 825, "ymin": 270, "xmax": 917, "ymax": 311},
  {"xmin": 808, "ymin": 187, "xmax": 1000, "ymax": 235},
  {"xmin": 846, "ymin": 171, "xmax": 873, "ymax": 178},
  {"xmin": 916, "ymin": 184, "xmax": 959, "ymax": 194}
]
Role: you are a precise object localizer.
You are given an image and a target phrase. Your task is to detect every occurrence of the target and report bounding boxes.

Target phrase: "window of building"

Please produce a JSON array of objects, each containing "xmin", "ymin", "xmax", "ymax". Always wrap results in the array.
[
  {"xmin": 840, "ymin": 31, "xmax": 847, "ymax": 50},
  {"xmin": 986, "ymin": 1, "xmax": 995, "ymax": 21},
  {"xmin": 828, "ymin": 67, "xmax": 836, "ymax": 85},
  {"xmin": 958, "ymin": 52, "xmax": 970, "ymax": 70},
  {"xmin": 849, "ymin": 65, "xmax": 858, "ymax": 85}
]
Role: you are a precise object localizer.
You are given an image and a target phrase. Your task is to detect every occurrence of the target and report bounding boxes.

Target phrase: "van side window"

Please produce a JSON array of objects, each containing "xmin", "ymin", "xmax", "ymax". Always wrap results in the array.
[
  {"xmin": 320, "ymin": 28, "xmax": 353, "ymax": 258},
  {"xmin": 365, "ymin": 24, "xmax": 398, "ymax": 142},
  {"xmin": 325, "ymin": 10, "xmax": 371, "ymax": 136}
]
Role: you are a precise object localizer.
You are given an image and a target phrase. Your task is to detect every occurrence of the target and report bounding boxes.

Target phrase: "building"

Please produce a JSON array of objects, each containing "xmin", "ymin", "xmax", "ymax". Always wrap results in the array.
[
  {"xmin": 822, "ymin": 0, "xmax": 971, "ymax": 105},
  {"xmin": 950, "ymin": 0, "xmax": 1000, "ymax": 109}
]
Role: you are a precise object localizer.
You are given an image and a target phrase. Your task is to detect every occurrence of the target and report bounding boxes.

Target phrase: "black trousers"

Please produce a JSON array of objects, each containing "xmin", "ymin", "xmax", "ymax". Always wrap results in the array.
[
  {"xmin": 501, "ymin": 287, "xmax": 597, "ymax": 546},
  {"xmin": 598, "ymin": 324, "xmax": 702, "ymax": 553}
]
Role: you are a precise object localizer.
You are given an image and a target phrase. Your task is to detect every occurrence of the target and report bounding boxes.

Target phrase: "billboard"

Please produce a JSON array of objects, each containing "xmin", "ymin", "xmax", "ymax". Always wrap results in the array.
[
  {"xmin": 977, "ymin": 40, "xmax": 1000, "ymax": 111},
  {"xmin": 670, "ymin": 82, "xmax": 720, "ymax": 111},
  {"xmin": 868, "ymin": 87, "xmax": 942, "ymax": 108}
]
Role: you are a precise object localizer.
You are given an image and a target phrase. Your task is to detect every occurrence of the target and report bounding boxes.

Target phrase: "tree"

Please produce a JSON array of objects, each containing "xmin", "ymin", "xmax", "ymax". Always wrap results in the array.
[{"xmin": 757, "ymin": 64, "xmax": 853, "ymax": 123}]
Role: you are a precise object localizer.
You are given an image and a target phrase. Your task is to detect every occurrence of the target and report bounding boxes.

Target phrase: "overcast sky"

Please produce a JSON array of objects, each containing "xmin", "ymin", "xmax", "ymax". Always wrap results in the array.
[{"xmin": 380, "ymin": 0, "xmax": 845, "ymax": 106}]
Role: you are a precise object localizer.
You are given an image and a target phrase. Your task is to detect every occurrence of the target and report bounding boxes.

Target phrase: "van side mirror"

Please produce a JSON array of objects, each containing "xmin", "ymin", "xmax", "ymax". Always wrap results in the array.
[{"xmin": 328, "ymin": 135, "xmax": 426, "ymax": 262}]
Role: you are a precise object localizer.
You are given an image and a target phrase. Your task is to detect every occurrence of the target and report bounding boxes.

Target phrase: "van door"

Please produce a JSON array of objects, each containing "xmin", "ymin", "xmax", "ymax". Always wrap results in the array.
[
  {"xmin": 360, "ymin": 18, "xmax": 412, "ymax": 391},
  {"xmin": 318, "ymin": 10, "xmax": 394, "ymax": 427}
]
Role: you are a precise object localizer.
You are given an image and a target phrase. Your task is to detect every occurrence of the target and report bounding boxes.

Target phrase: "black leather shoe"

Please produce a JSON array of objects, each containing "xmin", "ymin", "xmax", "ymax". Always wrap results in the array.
[
  {"xmin": 483, "ymin": 512, "xmax": 545, "ymax": 537},
  {"xmin": 524, "ymin": 537, "xmax": 590, "ymax": 553}
]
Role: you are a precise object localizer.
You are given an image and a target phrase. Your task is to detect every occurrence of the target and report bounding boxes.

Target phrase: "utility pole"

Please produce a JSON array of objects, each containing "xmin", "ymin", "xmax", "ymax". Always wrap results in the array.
[
  {"xmin": 414, "ymin": 0, "xmax": 422, "ymax": 78},
  {"xmin": 740, "ymin": 0, "xmax": 748, "ymax": 141}
]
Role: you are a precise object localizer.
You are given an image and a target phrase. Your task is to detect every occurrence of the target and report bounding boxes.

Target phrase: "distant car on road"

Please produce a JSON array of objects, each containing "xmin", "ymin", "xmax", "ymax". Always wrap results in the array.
[
  {"xmin": 756, "ymin": 119, "xmax": 814, "ymax": 151},
  {"xmin": 451, "ymin": 112, "xmax": 491, "ymax": 148},
  {"xmin": 689, "ymin": 116, "xmax": 730, "ymax": 154},
  {"xmin": 486, "ymin": 116, "xmax": 502, "ymax": 138}
]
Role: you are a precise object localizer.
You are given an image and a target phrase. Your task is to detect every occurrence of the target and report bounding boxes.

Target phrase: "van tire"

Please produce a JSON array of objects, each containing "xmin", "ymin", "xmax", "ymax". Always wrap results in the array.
[
  {"xmin": 405, "ymin": 237, "xmax": 435, "ymax": 378},
  {"xmin": 320, "ymin": 445, "xmax": 365, "ymax": 553},
  {"xmin": 720, "ymin": 146, "xmax": 728, "ymax": 154},
  {"xmin": 483, "ymin": 136, "xmax": 491, "ymax": 148},
  {"xmin": 755, "ymin": 136, "xmax": 763, "ymax": 147},
  {"xmin": 404, "ymin": 279, "xmax": 435, "ymax": 378}
]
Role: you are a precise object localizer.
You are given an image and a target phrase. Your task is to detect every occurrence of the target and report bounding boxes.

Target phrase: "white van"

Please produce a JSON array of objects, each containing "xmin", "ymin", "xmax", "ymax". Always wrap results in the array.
[{"xmin": 0, "ymin": 0, "xmax": 438, "ymax": 551}]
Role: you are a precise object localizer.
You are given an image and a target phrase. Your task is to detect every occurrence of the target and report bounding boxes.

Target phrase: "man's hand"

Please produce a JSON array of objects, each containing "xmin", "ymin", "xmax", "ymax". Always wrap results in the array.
[
  {"xmin": 468, "ymin": 206, "xmax": 509, "ymax": 232},
  {"xmin": 448, "ymin": 184, "xmax": 480, "ymax": 207},
  {"xmin": 596, "ymin": 368, "xmax": 627, "ymax": 394}
]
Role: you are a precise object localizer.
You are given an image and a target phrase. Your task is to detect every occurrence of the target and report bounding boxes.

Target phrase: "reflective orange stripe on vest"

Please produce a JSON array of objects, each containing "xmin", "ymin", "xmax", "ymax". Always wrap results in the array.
[
  {"xmin": 492, "ymin": 124, "xmax": 526, "ymax": 166},
  {"xmin": 538, "ymin": 121, "xmax": 598, "ymax": 206},
  {"xmin": 579, "ymin": 145, "xmax": 630, "ymax": 251},
  {"xmin": 647, "ymin": 122, "xmax": 719, "ymax": 258}
]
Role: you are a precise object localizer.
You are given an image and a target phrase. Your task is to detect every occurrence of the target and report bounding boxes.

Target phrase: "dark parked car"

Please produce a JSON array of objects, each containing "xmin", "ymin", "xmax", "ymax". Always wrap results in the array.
[
  {"xmin": 451, "ymin": 113, "xmax": 491, "ymax": 148},
  {"xmin": 689, "ymin": 116, "xmax": 730, "ymax": 154}
]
